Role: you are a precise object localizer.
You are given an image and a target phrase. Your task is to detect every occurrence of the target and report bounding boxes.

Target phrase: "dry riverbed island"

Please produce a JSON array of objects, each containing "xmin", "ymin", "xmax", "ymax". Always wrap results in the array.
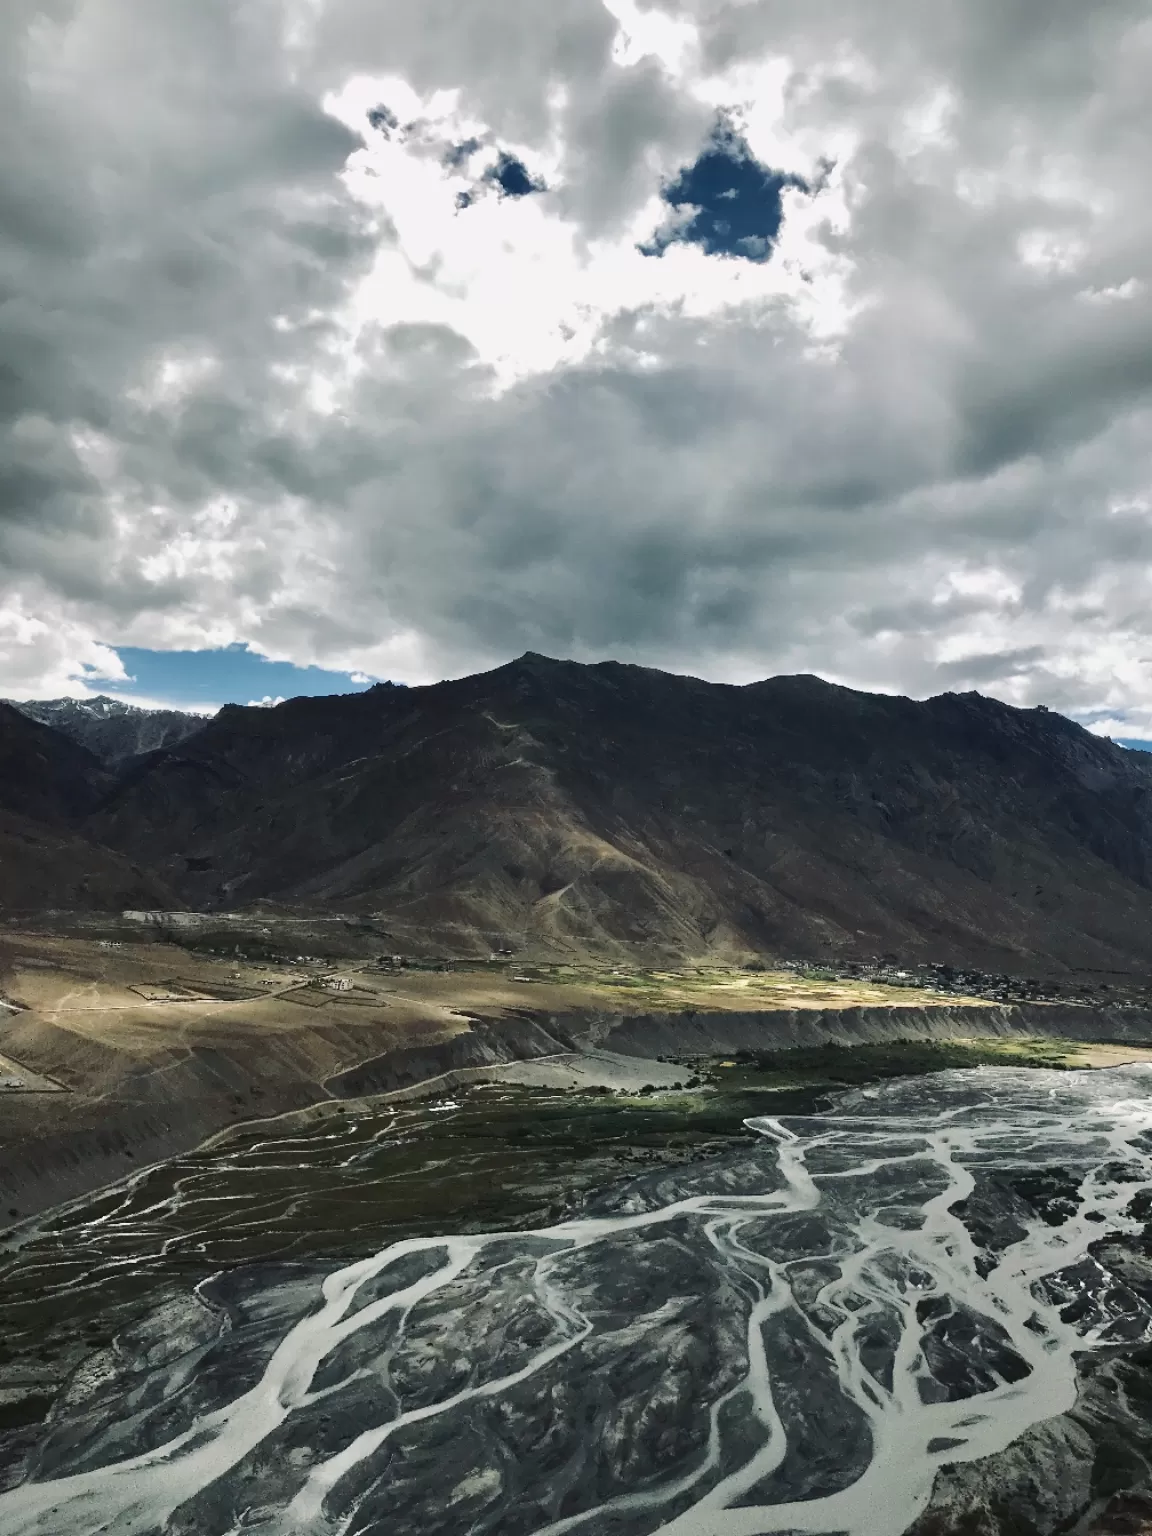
[{"xmin": 5, "ymin": 934, "xmax": 1152, "ymax": 1532}]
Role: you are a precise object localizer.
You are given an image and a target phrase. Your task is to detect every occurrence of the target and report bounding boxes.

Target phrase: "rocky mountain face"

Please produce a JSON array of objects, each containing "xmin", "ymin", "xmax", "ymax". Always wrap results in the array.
[
  {"xmin": 0, "ymin": 703, "xmax": 174, "ymax": 912},
  {"xmin": 61, "ymin": 652, "xmax": 1152, "ymax": 971},
  {"xmin": 7, "ymin": 695, "xmax": 207, "ymax": 763},
  {"xmin": 0, "ymin": 701, "xmax": 112, "ymax": 825}
]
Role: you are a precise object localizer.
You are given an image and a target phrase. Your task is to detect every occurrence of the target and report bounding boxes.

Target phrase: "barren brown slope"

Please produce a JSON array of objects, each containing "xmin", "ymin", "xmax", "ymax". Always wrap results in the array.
[
  {"xmin": 81, "ymin": 654, "xmax": 1152, "ymax": 970},
  {"xmin": 0, "ymin": 700, "xmax": 111, "ymax": 823},
  {"xmin": 0, "ymin": 703, "xmax": 174, "ymax": 912}
]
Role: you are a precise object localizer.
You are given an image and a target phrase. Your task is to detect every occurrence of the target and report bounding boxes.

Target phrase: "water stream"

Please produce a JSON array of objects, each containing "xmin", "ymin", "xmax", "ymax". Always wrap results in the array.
[{"xmin": 4, "ymin": 1065, "xmax": 1152, "ymax": 1535}]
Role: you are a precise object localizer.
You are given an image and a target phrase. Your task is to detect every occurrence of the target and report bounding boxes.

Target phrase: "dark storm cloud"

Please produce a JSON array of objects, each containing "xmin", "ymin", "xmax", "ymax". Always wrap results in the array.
[
  {"xmin": 933, "ymin": 646, "xmax": 1049, "ymax": 686},
  {"xmin": 641, "ymin": 115, "xmax": 809, "ymax": 261},
  {"xmin": 0, "ymin": 0, "xmax": 380, "ymax": 622},
  {"xmin": 3, "ymin": 0, "xmax": 1152, "ymax": 720}
]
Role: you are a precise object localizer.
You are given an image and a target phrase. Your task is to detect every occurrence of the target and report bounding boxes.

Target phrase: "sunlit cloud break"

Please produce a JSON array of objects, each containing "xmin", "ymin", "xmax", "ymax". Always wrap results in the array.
[{"xmin": 0, "ymin": 0, "xmax": 1149, "ymax": 729}]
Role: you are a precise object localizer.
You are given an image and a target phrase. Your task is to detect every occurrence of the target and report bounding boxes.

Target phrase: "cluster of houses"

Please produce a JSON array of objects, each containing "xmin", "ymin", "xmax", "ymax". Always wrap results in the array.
[{"xmin": 780, "ymin": 956, "xmax": 1151, "ymax": 1008}]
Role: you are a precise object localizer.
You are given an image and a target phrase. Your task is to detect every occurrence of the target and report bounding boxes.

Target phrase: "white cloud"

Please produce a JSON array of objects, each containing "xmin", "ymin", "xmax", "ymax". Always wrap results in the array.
[
  {"xmin": 0, "ymin": 598, "xmax": 129, "ymax": 701},
  {"xmin": 1079, "ymin": 276, "xmax": 1144, "ymax": 305},
  {"xmin": 2, "ymin": 0, "xmax": 1152, "ymax": 730},
  {"xmin": 317, "ymin": 58, "xmax": 850, "ymax": 393}
]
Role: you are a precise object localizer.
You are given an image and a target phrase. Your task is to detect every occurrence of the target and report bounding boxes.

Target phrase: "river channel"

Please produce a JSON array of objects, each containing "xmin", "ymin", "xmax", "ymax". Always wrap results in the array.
[{"xmin": 3, "ymin": 1066, "xmax": 1152, "ymax": 1534}]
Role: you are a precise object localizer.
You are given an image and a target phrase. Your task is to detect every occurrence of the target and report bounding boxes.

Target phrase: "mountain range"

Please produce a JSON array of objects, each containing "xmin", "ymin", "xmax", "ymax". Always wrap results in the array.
[
  {"xmin": 4, "ymin": 654, "xmax": 1152, "ymax": 972},
  {"xmin": 0, "ymin": 702, "xmax": 175, "ymax": 911},
  {"xmin": 6, "ymin": 694, "xmax": 207, "ymax": 762}
]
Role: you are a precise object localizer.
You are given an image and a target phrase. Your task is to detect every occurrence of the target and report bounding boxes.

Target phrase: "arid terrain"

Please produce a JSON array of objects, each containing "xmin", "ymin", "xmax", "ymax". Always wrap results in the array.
[
  {"xmin": 11, "ymin": 657, "xmax": 1152, "ymax": 972},
  {"xmin": 0, "ymin": 930, "xmax": 1008, "ymax": 1220},
  {"xmin": 8, "ymin": 666, "xmax": 1152, "ymax": 1531},
  {"xmin": 6, "ymin": 935, "xmax": 1152, "ymax": 1533},
  {"xmin": 6, "ymin": 927, "xmax": 1152, "ymax": 1228}
]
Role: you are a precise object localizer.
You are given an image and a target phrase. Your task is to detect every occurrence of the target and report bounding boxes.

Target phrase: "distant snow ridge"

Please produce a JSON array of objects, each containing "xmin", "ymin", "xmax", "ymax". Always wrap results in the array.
[{"xmin": 5, "ymin": 695, "xmax": 208, "ymax": 762}]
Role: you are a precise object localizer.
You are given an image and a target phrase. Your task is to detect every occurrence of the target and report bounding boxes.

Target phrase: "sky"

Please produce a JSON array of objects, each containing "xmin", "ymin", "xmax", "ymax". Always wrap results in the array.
[
  {"xmin": 2, "ymin": 2, "xmax": 1152, "ymax": 739},
  {"xmin": 66, "ymin": 645, "xmax": 377, "ymax": 712}
]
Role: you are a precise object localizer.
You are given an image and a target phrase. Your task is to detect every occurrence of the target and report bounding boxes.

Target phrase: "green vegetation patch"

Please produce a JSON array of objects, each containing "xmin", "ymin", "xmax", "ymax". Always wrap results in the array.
[{"xmin": 696, "ymin": 1036, "xmax": 1078, "ymax": 1091}]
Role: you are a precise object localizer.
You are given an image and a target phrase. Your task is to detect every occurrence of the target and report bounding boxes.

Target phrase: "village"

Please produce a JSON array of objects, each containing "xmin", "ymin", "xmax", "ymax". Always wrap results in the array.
[
  {"xmin": 778, "ymin": 957, "xmax": 1152, "ymax": 1009},
  {"xmin": 136, "ymin": 926, "xmax": 1152, "ymax": 1013}
]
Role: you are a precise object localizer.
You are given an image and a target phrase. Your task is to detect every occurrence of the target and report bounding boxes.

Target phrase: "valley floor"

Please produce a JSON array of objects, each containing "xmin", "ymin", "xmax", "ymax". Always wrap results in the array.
[
  {"xmin": 0, "ymin": 932, "xmax": 999, "ymax": 1221},
  {"xmin": 4, "ymin": 929, "xmax": 1152, "ymax": 1225},
  {"xmin": 4, "ymin": 1060, "xmax": 1152, "ymax": 1533}
]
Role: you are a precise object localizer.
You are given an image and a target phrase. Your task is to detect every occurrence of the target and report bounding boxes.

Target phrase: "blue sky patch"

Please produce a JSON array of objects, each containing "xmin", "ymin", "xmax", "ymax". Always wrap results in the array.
[
  {"xmin": 452, "ymin": 149, "xmax": 545, "ymax": 212},
  {"xmin": 483, "ymin": 150, "xmax": 546, "ymax": 199},
  {"xmin": 84, "ymin": 644, "xmax": 383, "ymax": 712},
  {"xmin": 641, "ymin": 116, "xmax": 809, "ymax": 263}
]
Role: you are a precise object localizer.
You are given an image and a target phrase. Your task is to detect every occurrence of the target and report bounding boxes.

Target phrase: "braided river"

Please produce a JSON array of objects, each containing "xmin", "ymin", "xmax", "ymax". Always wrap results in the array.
[{"xmin": 4, "ymin": 1065, "xmax": 1152, "ymax": 1535}]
